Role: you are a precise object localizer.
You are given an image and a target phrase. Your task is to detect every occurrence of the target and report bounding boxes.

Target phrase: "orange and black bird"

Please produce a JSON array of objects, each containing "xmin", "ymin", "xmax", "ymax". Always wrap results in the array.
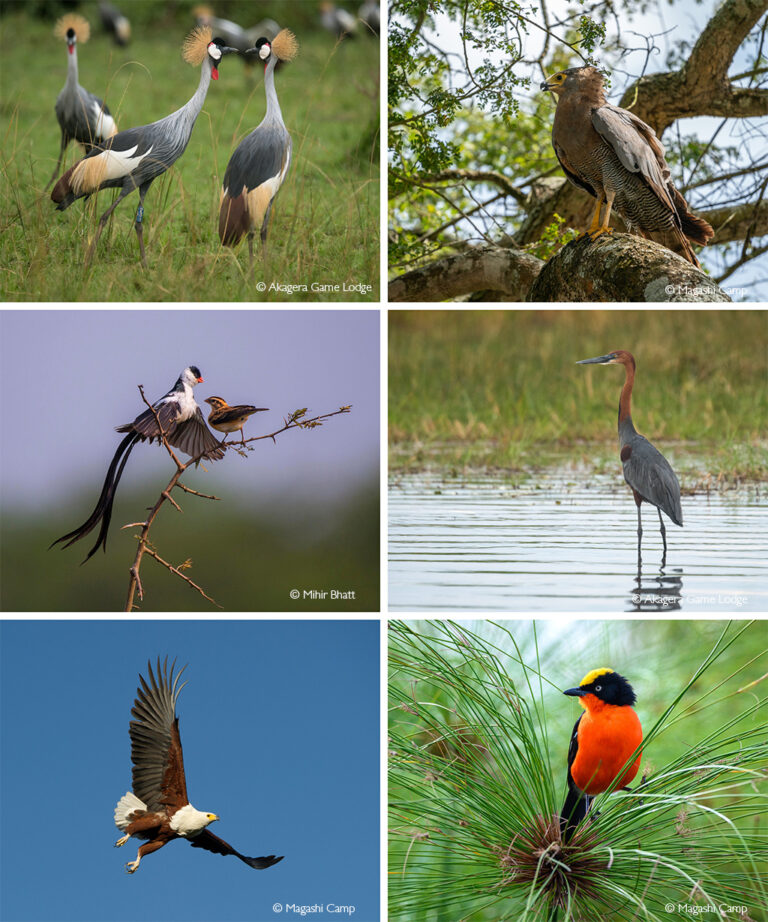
[
  {"xmin": 204, "ymin": 396, "xmax": 268, "ymax": 445},
  {"xmin": 560, "ymin": 668, "xmax": 642, "ymax": 842}
]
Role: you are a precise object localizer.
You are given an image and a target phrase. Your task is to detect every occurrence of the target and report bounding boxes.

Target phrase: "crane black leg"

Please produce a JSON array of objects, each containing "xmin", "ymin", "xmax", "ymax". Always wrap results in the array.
[
  {"xmin": 85, "ymin": 187, "xmax": 131, "ymax": 269},
  {"xmin": 46, "ymin": 135, "xmax": 69, "ymax": 191},
  {"xmin": 134, "ymin": 185, "xmax": 150, "ymax": 269}
]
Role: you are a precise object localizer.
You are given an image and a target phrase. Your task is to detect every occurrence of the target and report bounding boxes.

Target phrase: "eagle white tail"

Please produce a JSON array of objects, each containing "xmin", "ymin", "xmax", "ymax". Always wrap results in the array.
[{"xmin": 114, "ymin": 791, "xmax": 147, "ymax": 830}]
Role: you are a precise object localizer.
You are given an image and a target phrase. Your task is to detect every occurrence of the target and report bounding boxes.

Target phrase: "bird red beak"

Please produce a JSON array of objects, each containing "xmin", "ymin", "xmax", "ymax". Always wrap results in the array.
[{"xmin": 197, "ymin": 376, "xmax": 204, "ymax": 383}]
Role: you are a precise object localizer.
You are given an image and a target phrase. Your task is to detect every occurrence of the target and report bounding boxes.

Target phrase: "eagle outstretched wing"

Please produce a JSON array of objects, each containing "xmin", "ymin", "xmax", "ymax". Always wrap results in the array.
[
  {"xmin": 189, "ymin": 829, "xmax": 284, "ymax": 870},
  {"xmin": 129, "ymin": 657, "xmax": 190, "ymax": 815}
]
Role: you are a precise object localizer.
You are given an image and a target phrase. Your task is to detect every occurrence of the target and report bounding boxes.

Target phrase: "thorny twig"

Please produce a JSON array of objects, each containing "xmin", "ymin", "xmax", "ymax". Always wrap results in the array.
[{"xmin": 122, "ymin": 392, "xmax": 353, "ymax": 612}]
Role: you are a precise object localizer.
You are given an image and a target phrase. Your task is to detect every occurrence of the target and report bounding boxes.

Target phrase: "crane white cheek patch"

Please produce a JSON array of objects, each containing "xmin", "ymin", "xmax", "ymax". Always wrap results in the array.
[
  {"xmin": 208, "ymin": 42, "xmax": 221, "ymax": 79},
  {"xmin": 72, "ymin": 144, "xmax": 151, "ymax": 194}
]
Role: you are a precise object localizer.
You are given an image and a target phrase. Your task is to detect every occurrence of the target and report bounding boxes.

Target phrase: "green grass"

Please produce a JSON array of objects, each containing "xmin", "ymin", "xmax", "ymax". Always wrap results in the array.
[
  {"xmin": 389, "ymin": 620, "xmax": 768, "ymax": 920},
  {"xmin": 389, "ymin": 310, "xmax": 768, "ymax": 479},
  {"xmin": 0, "ymin": 5, "xmax": 379, "ymax": 300}
]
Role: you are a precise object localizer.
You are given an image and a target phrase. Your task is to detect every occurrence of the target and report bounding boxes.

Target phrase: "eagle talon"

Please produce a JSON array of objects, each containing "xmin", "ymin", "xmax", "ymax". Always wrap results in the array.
[
  {"xmin": 125, "ymin": 860, "xmax": 139, "ymax": 874},
  {"xmin": 115, "ymin": 834, "xmax": 130, "ymax": 848},
  {"xmin": 588, "ymin": 227, "xmax": 614, "ymax": 242}
]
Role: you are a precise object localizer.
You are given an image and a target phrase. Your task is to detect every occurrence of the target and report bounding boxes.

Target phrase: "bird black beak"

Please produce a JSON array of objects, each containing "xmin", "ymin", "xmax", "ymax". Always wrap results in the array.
[
  {"xmin": 577, "ymin": 354, "xmax": 613, "ymax": 365},
  {"xmin": 540, "ymin": 80, "xmax": 552, "ymax": 91},
  {"xmin": 220, "ymin": 46, "xmax": 239, "ymax": 56},
  {"xmin": 563, "ymin": 687, "xmax": 587, "ymax": 697}
]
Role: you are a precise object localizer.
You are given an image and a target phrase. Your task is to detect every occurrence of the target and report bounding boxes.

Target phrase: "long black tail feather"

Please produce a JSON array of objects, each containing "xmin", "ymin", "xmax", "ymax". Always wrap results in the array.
[
  {"xmin": 560, "ymin": 780, "xmax": 590, "ymax": 843},
  {"xmin": 50, "ymin": 432, "xmax": 139, "ymax": 562}
]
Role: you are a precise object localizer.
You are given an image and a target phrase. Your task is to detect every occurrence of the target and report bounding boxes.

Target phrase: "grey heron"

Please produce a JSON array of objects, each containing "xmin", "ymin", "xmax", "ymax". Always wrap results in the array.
[
  {"xmin": 218, "ymin": 29, "xmax": 299, "ymax": 264},
  {"xmin": 577, "ymin": 350, "xmax": 683, "ymax": 557},
  {"xmin": 48, "ymin": 14, "xmax": 118, "ymax": 191},
  {"xmin": 51, "ymin": 27, "xmax": 237, "ymax": 268}
]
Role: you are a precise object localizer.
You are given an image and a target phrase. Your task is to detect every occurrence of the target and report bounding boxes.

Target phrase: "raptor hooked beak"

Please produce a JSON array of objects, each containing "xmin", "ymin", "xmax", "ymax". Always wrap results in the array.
[{"xmin": 576, "ymin": 353, "xmax": 615, "ymax": 365}]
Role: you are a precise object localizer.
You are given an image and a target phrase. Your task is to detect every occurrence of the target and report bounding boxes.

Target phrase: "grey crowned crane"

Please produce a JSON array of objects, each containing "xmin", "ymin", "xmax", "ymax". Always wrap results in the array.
[
  {"xmin": 48, "ymin": 14, "xmax": 118, "ymax": 191},
  {"xmin": 99, "ymin": 1, "xmax": 131, "ymax": 46},
  {"xmin": 218, "ymin": 30, "xmax": 298, "ymax": 263},
  {"xmin": 319, "ymin": 2, "xmax": 358, "ymax": 39},
  {"xmin": 359, "ymin": 1, "xmax": 380, "ymax": 36},
  {"xmin": 193, "ymin": 5, "xmax": 281, "ymax": 77},
  {"xmin": 51, "ymin": 27, "xmax": 237, "ymax": 269}
]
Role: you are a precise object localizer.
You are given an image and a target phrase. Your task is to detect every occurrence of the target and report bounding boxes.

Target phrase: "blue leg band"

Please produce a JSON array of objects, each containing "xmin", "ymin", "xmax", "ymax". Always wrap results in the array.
[{"xmin": 135, "ymin": 204, "xmax": 144, "ymax": 224}]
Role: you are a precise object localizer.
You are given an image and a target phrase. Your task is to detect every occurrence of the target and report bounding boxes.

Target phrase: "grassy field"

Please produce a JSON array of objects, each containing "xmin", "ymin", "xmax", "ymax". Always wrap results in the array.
[
  {"xmin": 0, "ymin": 3, "xmax": 379, "ymax": 301},
  {"xmin": 389, "ymin": 309, "xmax": 768, "ymax": 478}
]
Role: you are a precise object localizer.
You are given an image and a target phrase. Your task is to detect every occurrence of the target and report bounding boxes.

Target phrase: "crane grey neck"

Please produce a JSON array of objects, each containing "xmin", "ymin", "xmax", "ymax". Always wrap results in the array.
[
  {"xmin": 157, "ymin": 57, "xmax": 215, "ymax": 145},
  {"xmin": 263, "ymin": 57, "xmax": 283, "ymax": 125},
  {"xmin": 65, "ymin": 45, "xmax": 80, "ymax": 89}
]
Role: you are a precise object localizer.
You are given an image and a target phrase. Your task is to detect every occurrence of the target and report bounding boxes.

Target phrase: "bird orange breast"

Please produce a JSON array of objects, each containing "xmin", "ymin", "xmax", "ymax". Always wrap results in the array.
[{"xmin": 571, "ymin": 697, "xmax": 642, "ymax": 795}]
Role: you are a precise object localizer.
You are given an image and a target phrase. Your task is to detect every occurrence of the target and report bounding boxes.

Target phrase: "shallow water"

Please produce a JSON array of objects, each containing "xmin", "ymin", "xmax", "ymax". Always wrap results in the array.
[{"xmin": 388, "ymin": 471, "xmax": 768, "ymax": 612}]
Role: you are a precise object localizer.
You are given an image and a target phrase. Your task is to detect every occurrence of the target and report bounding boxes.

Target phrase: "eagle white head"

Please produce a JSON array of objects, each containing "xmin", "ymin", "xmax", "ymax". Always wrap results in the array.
[{"xmin": 170, "ymin": 803, "xmax": 219, "ymax": 837}]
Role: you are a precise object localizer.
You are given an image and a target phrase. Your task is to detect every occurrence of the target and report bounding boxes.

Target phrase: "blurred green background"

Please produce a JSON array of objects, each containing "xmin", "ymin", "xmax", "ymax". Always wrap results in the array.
[
  {"xmin": 2, "ymin": 484, "xmax": 379, "ymax": 610},
  {"xmin": 389, "ymin": 309, "xmax": 768, "ymax": 477},
  {"xmin": 0, "ymin": 0, "xmax": 379, "ymax": 300}
]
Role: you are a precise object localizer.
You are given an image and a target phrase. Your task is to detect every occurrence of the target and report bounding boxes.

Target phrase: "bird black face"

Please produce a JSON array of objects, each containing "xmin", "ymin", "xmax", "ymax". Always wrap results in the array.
[
  {"xmin": 188, "ymin": 365, "xmax": 203, "ymax": 381},
  {"xmin": 564, "ymin": 670, "xmax": 636, "ymax": 706},
  {"xmin": 246, "ymin": 38, "xmax": 272, "ymax": 62},
  {"xmin": 207, "ymin": 38, "xmax": 238, "ymax": 78},
  {"xmin": 66, "ymin": 27, "xmax": 76, "ymax": 46}
]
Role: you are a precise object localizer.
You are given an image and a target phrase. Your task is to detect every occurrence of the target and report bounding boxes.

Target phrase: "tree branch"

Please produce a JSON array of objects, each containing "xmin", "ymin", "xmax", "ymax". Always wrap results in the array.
[
  {"xmin": 527, "ymin": 233, "xmax": 731, "ymax": 301},
  {"xmin": 388, "ymin": 244, "xmax": 544, "ymax": 301},
  {"xmin": 122, "ymin": 393, "xmax": 353, "ymax": 611},
  {"xmin": 618, "ymin": 0, "xmax": 768, "ymax": 133}
]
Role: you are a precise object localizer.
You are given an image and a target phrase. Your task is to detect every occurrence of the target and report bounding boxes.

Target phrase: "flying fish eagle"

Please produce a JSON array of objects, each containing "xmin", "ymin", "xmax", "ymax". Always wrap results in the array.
[{"xmin": 114, "ymin": 657, "xmax": 283, "ymax": 874}]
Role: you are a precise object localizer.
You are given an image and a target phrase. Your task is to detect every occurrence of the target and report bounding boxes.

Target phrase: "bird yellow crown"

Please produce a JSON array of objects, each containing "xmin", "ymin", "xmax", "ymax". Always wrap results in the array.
[{"xmin": 580, "ymin": 667, "xmax": 614, "ymax": 686}]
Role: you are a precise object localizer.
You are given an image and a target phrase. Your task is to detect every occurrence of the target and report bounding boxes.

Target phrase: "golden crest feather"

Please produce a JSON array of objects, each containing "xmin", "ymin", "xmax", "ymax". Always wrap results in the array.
[
  {"xmin": 54, "ymin": 14, "xmax": 91, "ymax": 43},
  {"xmin": 182, "ymin": 25, "xmax": 213, "ymax": 66},
  {"xmin": 271, "ymin": 29, "xmax": 299, "ymax": 63},
  {"xmin": 580, "ymin": 667, "xmax": 614, "ymax": 686}
]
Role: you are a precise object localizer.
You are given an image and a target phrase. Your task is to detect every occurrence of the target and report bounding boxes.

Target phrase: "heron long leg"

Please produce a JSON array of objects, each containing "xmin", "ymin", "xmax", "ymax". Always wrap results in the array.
[
  {"xmin": 46, "ymin": 134, "xmax": 69, "ymax": 191},
  {"xmin": 84, "ymin": 186, "xmax": 132, "ymax": 269},
  {"xmin": 657, "ymin": 507, "xmax": 667, "ymax": 554}
]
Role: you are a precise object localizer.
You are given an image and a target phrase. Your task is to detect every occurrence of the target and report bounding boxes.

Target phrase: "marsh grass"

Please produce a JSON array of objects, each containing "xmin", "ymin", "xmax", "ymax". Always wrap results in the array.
[
  {"xmin": 0, "ymin": 8, "xmax": 379, "ymax": 301},
  {"xmin": 389, "ymin": 622, "xmax": 768, "ymax": 922},
  {"xmin": 389, "ymin": 620, "xmax": 768, "ymax": 920},
  {"xmin": 388, "ymin": 310, "xmax": 768, "ymax": 477}
]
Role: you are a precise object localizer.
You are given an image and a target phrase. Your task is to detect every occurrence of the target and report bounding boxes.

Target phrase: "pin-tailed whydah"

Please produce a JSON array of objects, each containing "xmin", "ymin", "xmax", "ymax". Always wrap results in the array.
[{"xmin": 560, "ymin": 668, "xmax": 642, "ymax": 842}]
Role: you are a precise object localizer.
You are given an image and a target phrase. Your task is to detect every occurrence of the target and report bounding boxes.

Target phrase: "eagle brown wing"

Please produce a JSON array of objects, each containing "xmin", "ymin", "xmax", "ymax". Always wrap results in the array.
[
  {"xmin": 591, "ymin": 105, "xmax": 676, "ymax": 212},
  {"xmin": 129, "ymin": 657, "xmax": 189, "ymax": 815},
  {"xmin": 189, "ymin": 829, "xmax": 284, "ymax": 870}
]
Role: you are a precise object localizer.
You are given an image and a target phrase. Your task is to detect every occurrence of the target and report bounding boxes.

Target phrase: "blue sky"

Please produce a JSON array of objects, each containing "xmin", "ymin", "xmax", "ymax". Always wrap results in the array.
[
  {"xmin": 0, "ymin": 309, "xmax": 379, "ymax": 511},
  {"xmin": 0, "ymin": 620, "xmax": 380, "ymax": 922}
]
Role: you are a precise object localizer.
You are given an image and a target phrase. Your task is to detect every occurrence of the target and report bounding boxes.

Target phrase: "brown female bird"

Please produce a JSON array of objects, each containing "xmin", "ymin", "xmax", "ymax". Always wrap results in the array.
[
  {"xmin": 205, "ymin": 396, "xmax": 269, "ymax": 445},
  {"xmin": 541, "ymin": 66, "xmax": 714, "ymax": 266}
]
